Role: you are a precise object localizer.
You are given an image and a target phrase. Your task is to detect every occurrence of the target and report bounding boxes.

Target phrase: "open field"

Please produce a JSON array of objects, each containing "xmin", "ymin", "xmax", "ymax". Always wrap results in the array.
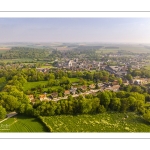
[
  {"xmin": 23, "ymin": 77, "xmax": 80, "ymax": 91},
  {"xmin": 23, "ymin": 81, "xmax": 48, "ymax": 91},
  {"xmin": 69, "ymin": 78, "xmax": 80, "ymax": 83},
  {"xmin": 0, "ymin": 115, "xmax": 48, "ymax": 132},
  {"xmin": 0, "ymin": 48, "xmax": 10, "ymax": 54},
  {"xmin": 0, "ymin": 47, "xmax": 10, "ymax": 50},
  {"xmin": 42, "ymin": 112, "xmax": 150, "ymax": 132},
  {"xmin": 96, "ymin": 45, "xmax": 150, "ymax": 54},
  {"xmin": 0, "ymin": 58, "xmax": 35, "ymax": 63}
]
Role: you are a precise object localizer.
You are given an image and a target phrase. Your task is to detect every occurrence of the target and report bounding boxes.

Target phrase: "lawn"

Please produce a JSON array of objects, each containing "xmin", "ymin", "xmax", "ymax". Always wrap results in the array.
[
  {"xmin": 69, "ymin": 78, "xmax": 80, "ymax": 83},
  {"xmin": 41, "ymin": 112, "xmax": 150, "ymax": 132},
  {"xmin": 23, "ymin": 81, "xmax": 48, "ymax": 91},
  {"xmin": 0, "ymin": 115, "xmax": 48, "ymax": 132}
]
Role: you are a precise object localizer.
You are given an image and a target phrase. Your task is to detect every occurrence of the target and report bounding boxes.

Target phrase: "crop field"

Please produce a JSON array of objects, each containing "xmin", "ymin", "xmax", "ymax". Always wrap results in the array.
[
  {"xmin": 0, "ymin": 115, "xmax": 48, "ymax": 132},
  {"xmin": 96, "ymin": 45, "xmax": 150, "ymax": 54},
  {"xmin": 42, "ymin": 112, "xmax": 150, "ymax": 132}
]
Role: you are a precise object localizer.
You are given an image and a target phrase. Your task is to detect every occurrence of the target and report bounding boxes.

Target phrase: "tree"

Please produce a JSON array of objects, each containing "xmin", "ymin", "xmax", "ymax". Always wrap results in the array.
[
  {"xmin": 0, "ymin": 106, "xmax": 6, "ymax": 119},
  {"xmin": 4, "ymin": 95, "xmax": 19, "ymax": 111},
  {"xmin": 127, "ymin": 96, "xmax": 137, "ymax": 111},
  {"xmin": 120, "ymin": 98, "xmax": 130, "ymax": 112},
  {"xmin": 126, "ymin": 74, "xmax": 133, "ymax": 81},
  {"xmin": 90, "ymin": 97, "xmax": 100, "ymax": 113},
  {"xmin": 99, "ymin": 92, "xmax": 111, "ymax": 109},
  {"xmin": 81, "ymin": 98, "xmax": 92, "ymax": 114},
  {"xmin": 143, "ymin": 110, "xmax": 150, "ymax": 123},
  {"xmin": 109, "ymin": 98, "xmax": 121, "ymax": 111},
  {"xmin": 118, "ymin": 78, "xmax": 123, "ymax": 85},
  {"xmin": 98, "ymin": 105, "xmax": 106, "ymax": 113}
]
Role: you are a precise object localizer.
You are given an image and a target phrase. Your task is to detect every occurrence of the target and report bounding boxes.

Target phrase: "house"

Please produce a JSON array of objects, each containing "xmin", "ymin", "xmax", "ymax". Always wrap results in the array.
[
  {"xmin": 105, "ymin": 65, "xmax": 127, "ymax": 77},
  {"xmin": 97, "ymin": 83, "xmax": 104, "ymax": 88},
  {"xmin": 28, "ymin": 95, "xmax": 34, "ymax": 102},
  {"xmin": 104, "ymin": 85, "xmax": 120, "ymax": 92},
  {"xmin": 50, "ymin": 92, "xmax": 58, "ymax": 99},
  {"xmin": 70, "ymin": 86, "xmax": 77, "ymax": 95},
  {"xmin": 64, "ymin": 90, "xmax": 70, "ymax": 96},
  {"xmin": 39, "ymin": 93, "xmax": 49, "ymax": 101},
  {"xmin": 123, "ymin": 79, "xmax": 129, "ymax": 85},
  {"xmin": 112, "ymin": 80, "xmax": 119, "ymax": 85},
  {"xmin": 31, "ymin": 99, "xmax": 36, "ymax": 104},
  {"xmin": 79, "ymin": 85, "xmax": 87, "ymax": 92},
  {"xmin": 133, "ymin": 79, "xmax": 142, "ymax": 85},
  {"xmin": 111, "ymin": 85, "xmax": 120, "ymax": 92},
  {"xmin": 89, "ymin": 84, "xmax": 96, "ymax": 89},
  {"xmin": 105, "ymin": 66, "xmax": 120, "ymax": 74}
]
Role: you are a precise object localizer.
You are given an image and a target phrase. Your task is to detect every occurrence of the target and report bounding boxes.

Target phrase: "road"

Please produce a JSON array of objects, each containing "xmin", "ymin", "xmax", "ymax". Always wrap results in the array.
[
  {"xmin": 51, "ymin": 89, "xmax": 102, "ymax": 102},
  {"xmin": 0, "ymin": 112, "xmax": 17, "ymax": 124}
]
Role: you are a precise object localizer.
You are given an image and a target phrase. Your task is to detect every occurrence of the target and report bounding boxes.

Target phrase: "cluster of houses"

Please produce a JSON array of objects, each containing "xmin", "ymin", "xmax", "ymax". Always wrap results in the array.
[
  {"xmin": 28, "ymin": 76, "xmax": 150, "ymax": 104},
  {"xmin": 55, "ymin": 58, "xmax": 101, "ymax": 71},
  {"xmin": 28, "ymin": 81, "xmax": 123, "ymax": 103}
]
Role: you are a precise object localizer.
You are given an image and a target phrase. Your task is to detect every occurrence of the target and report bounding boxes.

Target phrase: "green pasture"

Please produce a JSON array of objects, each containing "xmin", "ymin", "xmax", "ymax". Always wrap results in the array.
[
  {"xmin": 0, "ymin": 115, "xmax": 47, "ymax": 132},
  {"xmin": 42, "ymin": 112, "xmax": 150, "ymax": 132},
  {"xmin": 23, "ymin": 81, "xmax": 48, "ymax": 91}
]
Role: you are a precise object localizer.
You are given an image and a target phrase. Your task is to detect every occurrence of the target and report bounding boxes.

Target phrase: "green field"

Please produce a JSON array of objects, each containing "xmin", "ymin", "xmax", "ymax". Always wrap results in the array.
[
  {"xmin": 23, "ymin": 81, "xmax": 48, "ymax": 91},
  {"xmin": 0, "ymin": 58, "xmax": 34, "ymax": 63},
  {"xmin": 0, "ymin": 115, "xmax": 48, "ymax": 132},
  {"xmin": 42, "ymin": 112, "xmax": 150, "ymax": 132},
  {"xmin": 96, "ymin": 45, "xmax": 150, "ymax": 54},
  {"xmin": 23, "ymin": 78, "xmax": 81, "ymax": 92},
  {"xmin": 69, "ymin": 78, "xmax": 80, "ymax": 83}
]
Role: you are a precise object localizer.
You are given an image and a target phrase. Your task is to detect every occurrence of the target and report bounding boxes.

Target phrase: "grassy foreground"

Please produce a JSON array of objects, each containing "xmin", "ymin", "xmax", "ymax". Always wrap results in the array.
[
  {"xmin": 0, "ymin": 115, "xmax": 48, "ymax": 132},
  {"xmin": 42, "ymin": 112, "xmax": 150, "ymax": 132}
]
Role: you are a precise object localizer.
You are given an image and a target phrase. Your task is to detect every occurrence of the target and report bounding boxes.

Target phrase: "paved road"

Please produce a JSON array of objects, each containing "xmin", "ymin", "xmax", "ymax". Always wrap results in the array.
[
  {"xmin": 51, "ymin": 89, "xmax": 102, "ymax": 102},
  {"xmin": 0, "ymin": 112, "xmax": 17, "ymax": 123}
]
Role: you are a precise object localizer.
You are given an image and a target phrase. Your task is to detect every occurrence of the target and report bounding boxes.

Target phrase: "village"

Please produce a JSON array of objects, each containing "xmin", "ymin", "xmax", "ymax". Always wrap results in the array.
[{"xmin": 27, "ymin": 50, "xmax": 150, "ymax": 104}]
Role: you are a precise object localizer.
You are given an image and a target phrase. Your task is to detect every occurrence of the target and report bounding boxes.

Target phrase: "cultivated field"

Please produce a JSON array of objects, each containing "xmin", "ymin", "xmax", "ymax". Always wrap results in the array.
[
  {"xmin": 96, "ymin": 44, "xmax": 150, "ymax": 54},
  {"xmin": 0, "ymin": 115, "xmax": 48, "ymax": 132},
  {"xmin": 42, "ymin": 112, "xmax": 150, "ymax": 132}
]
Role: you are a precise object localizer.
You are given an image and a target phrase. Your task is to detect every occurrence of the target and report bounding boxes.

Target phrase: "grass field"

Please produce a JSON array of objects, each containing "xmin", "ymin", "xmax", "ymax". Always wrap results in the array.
[
  {"xmin": 23, "ymin": 81, "xmax": 48, "ymax": 91},
  {"xmin": 0, "ymin": 58, "xmax": 34, "ymax": 63},
  {"xmin": 23, "ymin": 78, "xmax": 80, "ymax": 91},
  {"xmin": 42, "ymin": 112, "xmax": 150, "ymax": 132},
  {"xmin": 0, "ymin": 115, "xmax": 48, "ymax": 132},
  {"xmin": 69, "ymin": 78, "xmax": 80, "ymax": 83}
]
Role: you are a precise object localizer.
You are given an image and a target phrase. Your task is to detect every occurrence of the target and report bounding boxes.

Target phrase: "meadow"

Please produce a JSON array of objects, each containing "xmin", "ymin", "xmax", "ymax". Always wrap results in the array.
[
  {"xmin": 23, "ymin": 77, "xmax": 81, "ymax": 92},
  {"xmin": 42, "ymin": 112, "xmax": 150, "ymax": 132},
  {"xmin": 23, "ymin": 81, "xmax": 48, "ymax": 91},
  {"xmin": 0, "ymin": 115, "xmax": 48, "ymax": 132}
]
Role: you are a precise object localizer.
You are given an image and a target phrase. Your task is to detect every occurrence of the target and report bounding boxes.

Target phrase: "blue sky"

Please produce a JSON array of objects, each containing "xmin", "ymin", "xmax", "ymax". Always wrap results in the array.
[{"xmin": 0, "ymin": 18, "xmax": 150, "ymax": 43}]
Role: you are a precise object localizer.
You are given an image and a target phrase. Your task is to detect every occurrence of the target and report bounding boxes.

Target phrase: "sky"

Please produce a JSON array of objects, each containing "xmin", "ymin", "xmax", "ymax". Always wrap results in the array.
[{"xmin": 0, "ymin": 18, "xmax": 150, "ymax": 43}]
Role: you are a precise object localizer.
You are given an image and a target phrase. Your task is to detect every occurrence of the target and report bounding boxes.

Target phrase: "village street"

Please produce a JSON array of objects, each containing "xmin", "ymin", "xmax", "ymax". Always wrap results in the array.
[{"xmin": 51, "ymin": 89, "xmax": 101, "ymax": 102}]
